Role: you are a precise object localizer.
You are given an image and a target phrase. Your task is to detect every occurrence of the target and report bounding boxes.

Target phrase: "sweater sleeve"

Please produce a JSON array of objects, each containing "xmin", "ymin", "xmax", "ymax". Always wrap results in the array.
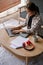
[{"xmin": 25, "ymin": 17, "xmax": 40, "ymax": 34}]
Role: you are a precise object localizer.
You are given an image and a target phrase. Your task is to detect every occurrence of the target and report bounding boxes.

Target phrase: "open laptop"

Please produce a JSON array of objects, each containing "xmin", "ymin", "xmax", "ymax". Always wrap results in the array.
[
  {"xmin": 5, "ymin": 28, "xmax": 19, "ymax": 37},
  {"xmin": 5, "ymin": 28, "xmax": 29, "ymax": 38}
]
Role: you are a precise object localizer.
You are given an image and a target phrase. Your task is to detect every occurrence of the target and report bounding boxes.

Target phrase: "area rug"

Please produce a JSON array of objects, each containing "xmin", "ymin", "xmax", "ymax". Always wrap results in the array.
[{"xmin": 0, "ymin": 47, "xmax": 43, "ymax": 65}]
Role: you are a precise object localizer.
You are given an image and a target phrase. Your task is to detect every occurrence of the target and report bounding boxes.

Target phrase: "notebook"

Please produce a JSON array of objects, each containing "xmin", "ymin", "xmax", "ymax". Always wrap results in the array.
[{"xmin": 10, "ymin": 36, "xmax": 29, "ymax": 48}]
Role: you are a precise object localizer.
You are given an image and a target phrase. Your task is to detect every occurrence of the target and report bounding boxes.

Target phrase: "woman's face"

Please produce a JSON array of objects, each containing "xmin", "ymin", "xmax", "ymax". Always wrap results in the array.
[{"xmin": 26, "ymin": 8, "xmax": 35, "ymax": 16}]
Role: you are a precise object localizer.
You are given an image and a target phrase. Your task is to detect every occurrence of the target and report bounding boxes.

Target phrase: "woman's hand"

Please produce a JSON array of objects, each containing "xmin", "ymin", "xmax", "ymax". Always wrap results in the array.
[
  {"xmin": 11, "ymin": 27, "xmax": 21, "ymax": 31},
  {"xmin": 12, "ymin": 29, "xmax": 26, "ymax": 34},
  {"xmin": 12, "ymin": 30, "xmax": 20, "ymax": 34},
  {"xmin": 11, "ymin": 25, "xmax": 23, "ymax": 31},
  {"xmin": 19, "ymin": 29, "xmax": 26, "ymax": 33}
]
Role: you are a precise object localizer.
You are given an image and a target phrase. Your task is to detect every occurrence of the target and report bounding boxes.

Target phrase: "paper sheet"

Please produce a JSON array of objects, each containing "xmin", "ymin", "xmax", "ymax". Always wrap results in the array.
[
  {"xmin": 0, "ymin": 24, "xmax": 4, "ymax": 30},
  {"xmin": 10, "ymin": 36, "xmax": 29, "ymax": 48},
  {"xmin": 10, "ymin": 44, "xmax": 17, "ymax": 49}
]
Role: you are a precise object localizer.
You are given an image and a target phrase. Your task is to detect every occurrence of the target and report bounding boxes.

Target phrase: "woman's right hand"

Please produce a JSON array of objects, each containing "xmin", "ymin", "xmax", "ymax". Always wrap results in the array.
[
  {"xmin": 11, "ymin": 26, "xmax": 22, "ymax": 31},
  {"xmin": 12, "ymin": 30, "xmax": 20, "ymax": 34}
]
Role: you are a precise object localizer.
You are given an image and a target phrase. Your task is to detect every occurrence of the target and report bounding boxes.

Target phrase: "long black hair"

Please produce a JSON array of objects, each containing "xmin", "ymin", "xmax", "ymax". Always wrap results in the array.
[{"xmin": 26, "ymin": 2, "xmax": 40, "ymax": 15}]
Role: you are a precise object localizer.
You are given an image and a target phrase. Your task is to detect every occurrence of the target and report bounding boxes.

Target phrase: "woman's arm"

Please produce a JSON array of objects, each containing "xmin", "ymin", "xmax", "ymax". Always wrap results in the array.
[
  {"xmin": 11, "ymin": 22, "xmax": 27, "ymax": 31},
  {"xmin": 11, "ymin": 15, "xmax": 28, "ymax": 30}
]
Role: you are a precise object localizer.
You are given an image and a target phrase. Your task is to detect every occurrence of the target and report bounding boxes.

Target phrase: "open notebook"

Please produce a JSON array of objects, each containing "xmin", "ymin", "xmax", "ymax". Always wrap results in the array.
[{"xmin": 10, "ymin": 36, "xmax": 29, "ymax": 49}]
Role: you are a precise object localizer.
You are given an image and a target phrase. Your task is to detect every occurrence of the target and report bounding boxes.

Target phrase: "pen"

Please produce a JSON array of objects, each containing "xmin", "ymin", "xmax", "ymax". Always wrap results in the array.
[{"xmin": 16, "ymin": 47, "xmax": 23, "ymax": 49}]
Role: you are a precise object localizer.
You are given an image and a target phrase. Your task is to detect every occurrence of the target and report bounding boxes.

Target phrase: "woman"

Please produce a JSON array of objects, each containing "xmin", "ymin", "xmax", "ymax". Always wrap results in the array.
[{"xmin": 12, "ymin": 2, "xmax": 43, "ymax": 38}]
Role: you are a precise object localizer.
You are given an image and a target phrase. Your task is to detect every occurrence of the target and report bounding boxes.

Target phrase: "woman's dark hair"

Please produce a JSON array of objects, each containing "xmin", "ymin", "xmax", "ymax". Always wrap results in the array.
[{"xmin": 26, "ymin": 2, "xmax": 40, "ymax": 14}]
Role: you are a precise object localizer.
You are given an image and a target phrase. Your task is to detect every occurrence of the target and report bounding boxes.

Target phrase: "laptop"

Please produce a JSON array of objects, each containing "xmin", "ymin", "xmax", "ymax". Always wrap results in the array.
[
  {"xmin": 5, "ymin": 28, "xmax": 29, "ymax": 38},
  {"xmin": 5, "ymin": 28, "xmax": 19, "ymax": 37}
]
